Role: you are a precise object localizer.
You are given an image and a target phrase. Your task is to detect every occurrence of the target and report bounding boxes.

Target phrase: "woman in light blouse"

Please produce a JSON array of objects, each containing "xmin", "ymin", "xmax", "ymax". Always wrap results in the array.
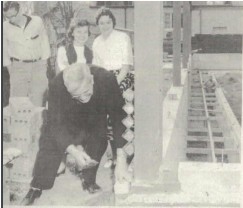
[
  {"xmin": 57, "ymin": 19, "xmax": 93, "ymax": 72},
  {"xmin": 92, "ymin": 7, "xmax": 134, "ymax": 89},
  {"xmin": 93, "ymin": 7, "xmax": 134, "ymax": 168}
]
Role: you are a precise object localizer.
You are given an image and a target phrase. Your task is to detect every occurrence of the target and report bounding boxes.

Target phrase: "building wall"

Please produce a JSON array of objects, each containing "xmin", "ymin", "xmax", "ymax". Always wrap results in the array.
[
  {"xmin": 192, "ymin": 54, "xmax": 242, "ymax": 70},
  {"xmin": 192, "ymin": 7, "xmax": 243, "ymax": 35}
]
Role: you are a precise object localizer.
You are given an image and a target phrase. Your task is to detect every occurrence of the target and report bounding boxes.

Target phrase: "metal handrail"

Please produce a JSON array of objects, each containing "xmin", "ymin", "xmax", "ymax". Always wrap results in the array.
[{"xmin": 199, "ymin": 72, "xmax": 217, "ymax": 162}]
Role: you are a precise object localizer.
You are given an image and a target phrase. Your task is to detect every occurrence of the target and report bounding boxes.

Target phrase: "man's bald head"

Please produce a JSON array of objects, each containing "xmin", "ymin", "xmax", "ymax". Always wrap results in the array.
[{"xmin": 63, "ymin": 63, "xmax": 94, "ymax": 103}]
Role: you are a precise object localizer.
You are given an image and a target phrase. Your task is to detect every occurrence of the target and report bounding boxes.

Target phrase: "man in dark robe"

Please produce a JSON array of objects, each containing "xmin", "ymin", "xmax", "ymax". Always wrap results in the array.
[{"xmin": 21, "ymin": 63, "xmax": 129, "ymax": 205}]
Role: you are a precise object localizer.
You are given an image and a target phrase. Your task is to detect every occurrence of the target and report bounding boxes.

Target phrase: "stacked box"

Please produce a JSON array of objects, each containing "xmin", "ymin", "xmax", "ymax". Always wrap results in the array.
[
  {"xmin": 3, "ymin": 106, "xmax": 11, "ymax": 134},
  {"xmin": 7, "ymin": 98, "xmax": 46, "ymax": 184},
  {"xmin": 11, "ymin": 153, "xmax": 37, "ymax": 182},
  {"xmin": 9, "ymin": 97, "xmax": 34, "ymax": 116},
  {"xmin": 3, "ymin": 107, "xmax": 12, "ymax": 150}
]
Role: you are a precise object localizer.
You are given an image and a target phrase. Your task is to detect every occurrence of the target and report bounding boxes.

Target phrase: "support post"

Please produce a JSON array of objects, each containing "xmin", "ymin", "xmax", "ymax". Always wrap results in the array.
[
  {"xmin": 134, "ymin": 2, "xmax": 163, "ymax": 182},
  {"xmin": 183, "ymin": 1, "xmax": 191, "ymax": 68},
  {"xmin": 173, "ymin": 2, "xmax": 182, "ymax": 86}
]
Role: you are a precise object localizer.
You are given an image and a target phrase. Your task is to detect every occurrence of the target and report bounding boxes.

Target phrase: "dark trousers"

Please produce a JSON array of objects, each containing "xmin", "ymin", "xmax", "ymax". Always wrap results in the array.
[{"xmin": 31, "ymin": 131, "xmax": 108, "ymax": 190}]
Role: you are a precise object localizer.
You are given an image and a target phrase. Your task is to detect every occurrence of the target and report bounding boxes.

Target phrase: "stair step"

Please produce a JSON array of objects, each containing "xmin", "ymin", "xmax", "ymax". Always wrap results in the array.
[
  {"xmin": 190, "ymin": 102, "xmax": 218, "ymax": 107},
  {"xmin": 188, "ymin": 127, "xmax": 222, "ymax": 133},
  {"xmin": 190, "ymin": 97, "xmax": 217, "ymax": 102},
  {"xmin": 188, "ymin": 116, "xmax": 218, "ymax": 121},
  {"xmin": 188, "ymin": 128, "xmax": 223, "ymax": 137},
  {"xmin": 187, "ymin": 136, "xmax": 225, "ymax": 142},
  {"xmin": 191, "ymin": 92, "xmax": 215, "ymax": 97},
  {"xmin": 186, "ymin": 147, "xmax": 238, "ymax": 155}
]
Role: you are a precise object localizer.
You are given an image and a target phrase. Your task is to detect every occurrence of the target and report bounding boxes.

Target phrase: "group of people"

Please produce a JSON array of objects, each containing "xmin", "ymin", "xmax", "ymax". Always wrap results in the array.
[{"xmin": 3, "ymin": 2, "xmax": 134, "ymax": 206}]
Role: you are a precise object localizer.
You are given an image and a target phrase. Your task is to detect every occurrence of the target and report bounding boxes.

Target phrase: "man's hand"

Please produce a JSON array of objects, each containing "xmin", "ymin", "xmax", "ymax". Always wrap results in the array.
[
  {"xmin": 74, "ymin": 150, "xmax": 91, "ymax": 169},
  {"xmin": 66, "ymin": 145, "xmax": 98, "ymax": 170}
]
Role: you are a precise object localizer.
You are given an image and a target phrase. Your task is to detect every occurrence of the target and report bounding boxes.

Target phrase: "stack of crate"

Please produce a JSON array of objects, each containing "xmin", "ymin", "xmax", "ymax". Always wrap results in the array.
[
  {"xmin": 3, "ymin": 107, "xmax": 11, "ymax": 150},
  {"xmin": 4, "ymin": 97, "xmax": 46, "ymax": 183}
]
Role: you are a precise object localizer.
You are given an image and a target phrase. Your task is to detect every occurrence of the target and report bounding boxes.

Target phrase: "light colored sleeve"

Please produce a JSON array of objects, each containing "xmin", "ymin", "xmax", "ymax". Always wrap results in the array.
[
  {"xmin": 121, "ymin": 33, "xmax": 133, "ymax": 66},
  {"xmin": 92, "ymin": 38, "xmax": 102, "ymax": 67},
  {"xmin": 3, "ymin": 24, "xmax": 11, "ymax": 67},
  {"xmin": 39, "ymin": 18, "xmax": 51, "ymax": 60},
  {"xmin": 57, "ymin": 46, "xmax": 69, "ymax": 71}
]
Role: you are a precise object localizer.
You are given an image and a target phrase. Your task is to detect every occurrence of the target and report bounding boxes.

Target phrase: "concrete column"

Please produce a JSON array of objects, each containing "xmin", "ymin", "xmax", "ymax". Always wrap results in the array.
[
  {"xmin": 134, "ymin": 2, "xmax": 163, "ymax": 182},
  {"xmin": 173, "ymin": 2, "xmax": 182, "ymax": 86},
  {"xmin": 183, "ymin": 2, "xmax": 191, "ymax": 68}
]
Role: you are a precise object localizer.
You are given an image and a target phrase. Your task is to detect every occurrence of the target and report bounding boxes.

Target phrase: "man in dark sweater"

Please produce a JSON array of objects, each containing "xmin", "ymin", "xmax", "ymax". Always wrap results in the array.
[{"xmin": 21, "ymin": 63, "xmax": 128, "ymax": 205}]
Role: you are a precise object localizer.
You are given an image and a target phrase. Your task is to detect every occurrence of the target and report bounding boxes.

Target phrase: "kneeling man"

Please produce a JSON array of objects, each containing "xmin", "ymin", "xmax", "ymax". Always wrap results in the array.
[{"xmin": 21, "ymin": 63, "xmax": 128, "ymax": 205}]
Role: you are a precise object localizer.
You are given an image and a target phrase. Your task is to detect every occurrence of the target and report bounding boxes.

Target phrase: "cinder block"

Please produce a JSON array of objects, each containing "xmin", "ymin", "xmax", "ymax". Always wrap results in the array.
[
  {"xmin": 30, "ymin": 107, "xmax": 47, "ymax": 136},
  {"xmin": 3, "ymin": 106, "xmax": 12, "ymax": 150},
  {"xmin": 9, "ymin": 107, "xmax": 46, "ymax": 154},
  {"xmin": 11, "ymin": 153, "xmax": 37, "ymax": 182},
  {"xmin": 9, "ymin": 97, "xmax": 34, "ymax": 116},
  {"xmin": 3, "ymin": 133, "xmax": 12, "ymax": 150},
  {"xmin": 3, "ymin": 106, "xmax": 11, "ymax": 134},
  {"xmin": 10, "ymin": 132, "xmax": 39, "ymax": 154}
]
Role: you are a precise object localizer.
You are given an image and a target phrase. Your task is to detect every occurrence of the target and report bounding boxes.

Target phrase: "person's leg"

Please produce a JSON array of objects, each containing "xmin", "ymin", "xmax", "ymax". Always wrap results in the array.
[
  {"xmin": 104, "ymin": 119, "xmax": 115, "ymax": 168},
  {"xmin": 8, "ymin": 62, "xmax": 31, "ymax": 97},
  {"xmin": 81, "ymin": 133, "xmax": 108, "ymax": 186},
  {"xmin": 31, "ymin": 138, "xmax": 64, "ymax": 190},
  {"xmin": 109, "ymin": 139, "xmax": 117, "ymax": 162},
  {"xmin": 30, "ymin": 61, "xmax": 48, "ymax": 107},
  {"xmin": 21, "ymin": 134, "xmax": 63, "ymax": 205}
]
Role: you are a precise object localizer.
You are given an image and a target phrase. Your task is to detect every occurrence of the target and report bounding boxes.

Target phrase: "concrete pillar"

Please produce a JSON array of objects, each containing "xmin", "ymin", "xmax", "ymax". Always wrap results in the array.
[
  {"xmin": 134, "ymin": 2, "xmax": 163, "ymax": 182},
  {"xmin": 182, "ymin": 2, "xmax": 191, "ymax": 68},
  {"xmin": 173, "ymin": 2, "xmax": 182, "ymax": 86}
]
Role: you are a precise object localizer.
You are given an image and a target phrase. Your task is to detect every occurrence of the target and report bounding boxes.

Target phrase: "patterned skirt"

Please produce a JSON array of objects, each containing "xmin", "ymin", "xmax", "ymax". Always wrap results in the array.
[
  {"xmin": 107, "ymin": 69, "xmax": 135, "ymax": 141},
  {"xmin": 112, "ymin": 70, "xmax": 134, "ymax": 93}
]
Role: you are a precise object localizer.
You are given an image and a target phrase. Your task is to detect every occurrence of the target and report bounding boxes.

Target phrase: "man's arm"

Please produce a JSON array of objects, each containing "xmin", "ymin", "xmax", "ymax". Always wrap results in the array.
[
  {"xmin": 39, "ymin": 17, "xmax": 51, "ymax": 61},
  {"xmin": 47, "ymin": 81, "xmax": 74, "ymax": 153},
  {"xmin": 48, "ymin": 80, "xmax": 95, "ymax": 168},
  {"xmin": 116, "ymin": 33, "xmax": 133, "ymax": 85}
]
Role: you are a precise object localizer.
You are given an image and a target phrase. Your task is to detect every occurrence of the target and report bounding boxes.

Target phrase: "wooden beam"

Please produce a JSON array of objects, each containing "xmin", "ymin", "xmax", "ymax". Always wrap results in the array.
[
  {"xmin": 183, "ymin": 2, "xmax": 191, "ymax": 68},
  {"xmin": 173, "ymin": 2, "xmax": 182, "ymax": 86}
]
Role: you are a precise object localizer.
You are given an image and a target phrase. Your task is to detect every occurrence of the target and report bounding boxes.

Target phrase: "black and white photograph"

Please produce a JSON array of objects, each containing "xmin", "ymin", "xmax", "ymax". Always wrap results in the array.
[{"xmin": 2, "ymin": 1, "xmax": 242, "ymax": 207}]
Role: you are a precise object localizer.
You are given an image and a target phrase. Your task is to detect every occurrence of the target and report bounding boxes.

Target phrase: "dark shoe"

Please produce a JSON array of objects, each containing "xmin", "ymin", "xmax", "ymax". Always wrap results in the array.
[
  {"xmin": 20, "ymin": 188, "xmax": 42, "ymax": 206},
  {"xmin": 82, "ymin": 181, "xmax": 102, "ymax": 194}
]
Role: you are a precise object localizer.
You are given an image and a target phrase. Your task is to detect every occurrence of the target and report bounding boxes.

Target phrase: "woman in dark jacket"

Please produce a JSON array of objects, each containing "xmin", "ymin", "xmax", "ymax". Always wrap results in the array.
[
  {"xmin": 56, "ymin": 19, "xmax": 93, "ymax": 175},
  {"xmin": 57, "ymin": 19, "xmax": 93, "ymax": 71}
]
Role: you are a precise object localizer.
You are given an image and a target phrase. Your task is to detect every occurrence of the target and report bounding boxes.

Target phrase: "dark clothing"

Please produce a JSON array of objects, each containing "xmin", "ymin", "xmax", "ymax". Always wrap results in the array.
[
  {"xmin": 31, "ymin": 65, "xmax": 127, "ymax": 190},
  {"xmin": 65, "ymin": 44, "xmax": 93, "ymax": 65},
  {"xmin": 3, "ymin": 66, "xmax": 10, "ymax": 107}
]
